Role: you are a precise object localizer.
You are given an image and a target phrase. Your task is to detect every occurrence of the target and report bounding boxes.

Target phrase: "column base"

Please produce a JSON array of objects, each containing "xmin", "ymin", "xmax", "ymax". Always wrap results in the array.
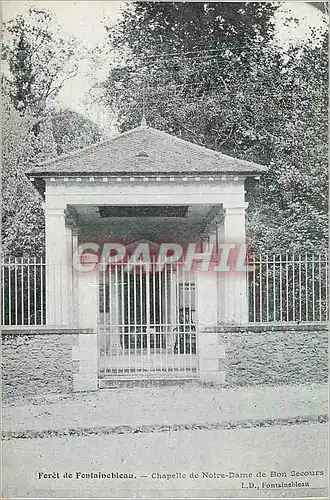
[
  {"xmin": 198, "ymin": 330, "xmax": 226, "ymax": 384},
  {"xmin": 72, "ymin": 332, "xmax": 98, "ymax": 392},
  {"xmin": 73, "ymin": 373, "xmax": 98, "ymax": 392},
  {"xmin": 199, "ymin": 371, "xmax": 226, "ymax": 384}
]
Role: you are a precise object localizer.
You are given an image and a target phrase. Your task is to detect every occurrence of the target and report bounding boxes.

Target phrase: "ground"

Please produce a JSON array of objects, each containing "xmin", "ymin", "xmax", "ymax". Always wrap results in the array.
[
  {"xmin": 2, "ymin": 383, "xmax": 328, "ymax": 498},
  {"xmin": 2, "ymin": 383, "xmax": 328, "ymax": 434},
  {"xmin": 3, "ymin": 424, "xmax": 327, "ymax": 498}
]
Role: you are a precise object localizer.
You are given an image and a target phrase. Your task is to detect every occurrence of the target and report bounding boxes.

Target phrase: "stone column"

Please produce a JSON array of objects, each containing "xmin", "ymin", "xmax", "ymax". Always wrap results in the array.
[
  {"xmin": 196, "ymin": 259, "xmax": 218, "ymax": 328},
  {"xmin": 222, "ymin": 202, "xmax": 249, "ymax": 324},
  {"xmin": 77, "ymin": 253, "xmax": 99, "ymax": 329},
  {"xmin": 65, "ymin": 223, "xmax": 75, "ymax": 327},
  {"xmin": 71, "ymin": 227, "xmax": 79, "ymax": 327},
  {"xmin": 72, "ymin": 253, "xmax": 99, "ymax": 391},
  {"xmin": 209, "ymin": 218, "xmax": 225, "ymax": 323},
  {"xmin": 45, "ymin": 206, "xmax": 69, "ymax": 326},
  {"xmin": 196, "ymin": 241, "xmax": 226, "ymax": 384}
]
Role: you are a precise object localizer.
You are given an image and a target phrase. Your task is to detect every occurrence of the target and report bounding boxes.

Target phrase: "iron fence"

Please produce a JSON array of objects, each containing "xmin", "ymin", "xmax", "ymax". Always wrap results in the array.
[
  {"xmin": 0, "ymin": 253, "xmax": 328, "ymax": 326},
  {"xmin": 248, "ymin": 254, "xmax": 329, "ymax": 322},
  {"xmin": 98, "ymin": 260, "xmax": 197, "ymax": 380},
  {"xmin": 1, "ymin": 257, "xmax": 46, "ymax": 326}
]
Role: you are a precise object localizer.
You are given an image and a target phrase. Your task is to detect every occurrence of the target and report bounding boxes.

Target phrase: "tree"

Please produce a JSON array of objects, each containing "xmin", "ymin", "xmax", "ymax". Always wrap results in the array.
[
  {"xmin": 49, "ymin": 108, "xmax": 102, "ymax": 156},
  {"xmin": 1, "ymin": 97, "xmax": 46, "ymax": 257},
  {"xmin": 1, "ymin": 100, "xmax": 104, "ymax": 257},
  {"xmin": 1, "ymin": 8, "xmax": 104, "ymax": 256},
  {"xmin": 100, "ymin": 2, "xmax": 279, "ymax": 135},
  {"xmin": 246, "ymin": 34, "xmax": 328, "ymax": 253},
  {"xmin": 99, "ymin": 2, "xmax": 327, "ymax": 253},
  {"xmin": 108, "ymin": 2, "xmax": 278, "ymax": 54},
  {"xmin": 2, "ymin": 7, "xmax": 78, "ymax": 122}
]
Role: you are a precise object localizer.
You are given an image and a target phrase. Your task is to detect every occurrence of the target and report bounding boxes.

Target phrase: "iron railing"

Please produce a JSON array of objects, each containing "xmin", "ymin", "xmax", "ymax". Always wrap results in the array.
[
  {"xmin": 1, "ymin": 257, "xmax": 46, "ymax": 326},
  {"xmin": 0, "ymin": 254, "xmax": 328, "ymax": 326},
  {"xmin": 248, "ymin": 254, "xmax": 329, "ymax": 323},
  {"xmin": 98, "ymin": 260, "xmax": 197, "ymax": 379}
]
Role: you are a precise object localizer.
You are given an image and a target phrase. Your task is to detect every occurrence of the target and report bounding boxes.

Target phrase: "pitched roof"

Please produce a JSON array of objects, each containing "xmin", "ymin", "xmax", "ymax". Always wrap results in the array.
[{"xmin": 28, "ymin": 125, "xmax": 267, "ymax": 176}]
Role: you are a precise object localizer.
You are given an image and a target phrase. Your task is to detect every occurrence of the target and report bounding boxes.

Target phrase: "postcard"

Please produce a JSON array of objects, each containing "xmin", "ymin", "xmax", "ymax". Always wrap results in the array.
[{"xmin": 1, "ymin": 1, "xmax": 328, "ymax": 498}]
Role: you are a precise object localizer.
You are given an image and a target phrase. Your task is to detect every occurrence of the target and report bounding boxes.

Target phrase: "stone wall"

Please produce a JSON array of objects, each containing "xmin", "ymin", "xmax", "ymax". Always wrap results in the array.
[
  {"xmin": 212, "ymin": 325, "xmax": 328, "ymax": 387},
  {"xmin": 2, "ymin": 330, "xmax": 80, "ymax": 403},
  {"xmin": 2, "ymin": 325, "xmax": 327, "ymax": 402}
]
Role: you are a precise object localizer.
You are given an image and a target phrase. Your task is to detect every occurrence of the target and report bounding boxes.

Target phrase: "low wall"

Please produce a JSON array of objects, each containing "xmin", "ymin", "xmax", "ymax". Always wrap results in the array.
[
  {"xmin": 2, "ymin": 324, "xmax": 328, "ymax": 402},
  {"xmin": 208, "ymin": 324, "xmax": 328, "ymax": 387},
  {"xmin": 1, "ymin": 328, "xmax": 94, "ymax": 403}
]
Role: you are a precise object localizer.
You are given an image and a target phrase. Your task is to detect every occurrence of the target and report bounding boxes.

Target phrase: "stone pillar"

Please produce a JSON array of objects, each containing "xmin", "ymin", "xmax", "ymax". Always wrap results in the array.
[
  {"xmin": 72, "ymin": 253, "xmax": 99, "ymax": 391},
  {"xmin": 71, "ymin": 227, "xmax": 79, "ymax": 327},
  {"xmin": 209, "ymin": 219, "xmax": 225, "ymax": 323},
  {"xmin": 196, "ymin": 260, "xmax": 225, "ymax": 383},
  {"xmin": 196, "ymin": 260, "xmax": 218, "ymax": 328},
  {"xmin": 77, "ymin": 254, "xmax": 99, "ymax": 328},
  {"xmin": 198, "ymin": 330, "xmax": 226, "ymax": 384},
  {"xmin": 45, "ymin": 206, "xmax": 69, "ymax": 326},
  {"xmin": 65, "ymin": 224, "xmax": 75, "ymax": 327},
  {"xmin": 222, "ymin": 202, "xmax": 249, "ymax": 324}
]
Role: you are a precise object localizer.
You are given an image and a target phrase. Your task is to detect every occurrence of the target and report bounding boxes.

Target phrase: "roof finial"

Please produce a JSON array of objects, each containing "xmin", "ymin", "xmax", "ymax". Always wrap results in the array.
[
  {"xmin": 140, "ymin": 80, "xmax": 147, "ymax": 128},
  {"xmin": 140, "ymin": 114, "xmax": 147, "ymax": 128}
]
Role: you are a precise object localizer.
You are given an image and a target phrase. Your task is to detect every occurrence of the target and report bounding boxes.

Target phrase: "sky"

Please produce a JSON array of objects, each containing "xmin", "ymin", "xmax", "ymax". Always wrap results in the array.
[{"xmin": 1, "ymin": 1, "xmax": 327, "ymax": 130}]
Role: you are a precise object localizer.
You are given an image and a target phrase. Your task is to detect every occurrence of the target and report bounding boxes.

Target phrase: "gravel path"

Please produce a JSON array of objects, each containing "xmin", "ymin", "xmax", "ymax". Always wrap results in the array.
[
  {"xmin": 2, "ymin": 414, "xmax": 328, "ymax": 441},
  {"xmin": 2, "ymin": 383, "xmax": 328, "ymax": 436}
]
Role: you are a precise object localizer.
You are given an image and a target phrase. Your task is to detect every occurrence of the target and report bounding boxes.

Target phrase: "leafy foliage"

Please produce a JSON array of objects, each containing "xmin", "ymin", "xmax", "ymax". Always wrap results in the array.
[
  {"xmin": 49, "ymin": 108, "xmax": 102, "ymax": 155},
  {"xmin": 102, "ymin": 2, "xmax": 279, "ymax": 135},
  {"xmin": 1, "ymin": 8, "xmax": 104, "ymax": 256},
  {"xmin": 100, "ymin": 2, "xmax": 328, "ymax": 252},
  {"xmin": 246, "ymin": 35, "xmax": 328, "ymax": 253},
  {"xmin": 108, "ymin": 2, "xmax": 278, "ymax": 56},
  {"xmin": 1, "ymin": 101, "xmax": 103, "ymax": 256},
  {"xmin": 1, "ymin": 97, "xmax": 46, "ymax": 257},
  {"xmin": 2, "ymin": 7, "xmax": 78, "ymax": 119}
]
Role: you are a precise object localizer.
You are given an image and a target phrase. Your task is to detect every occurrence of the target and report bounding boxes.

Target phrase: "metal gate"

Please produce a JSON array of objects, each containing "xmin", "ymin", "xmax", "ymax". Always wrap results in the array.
[{"xmin": 98, "ymin": 260, "xmax": 197, "ymax": 380}]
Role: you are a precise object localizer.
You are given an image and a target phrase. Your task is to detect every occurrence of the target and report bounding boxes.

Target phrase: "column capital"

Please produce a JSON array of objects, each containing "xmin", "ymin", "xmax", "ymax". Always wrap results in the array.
[
  {"xmin": 65, "ymin": 207, "xmax": 81, "ymax": 229},
  {"xmin": 223, "ymin": 202, "xmax": 249, "ymax": 214},
  {"xmin": 200, "ymin": 208, "xmax": 224, "ymax": 239}
]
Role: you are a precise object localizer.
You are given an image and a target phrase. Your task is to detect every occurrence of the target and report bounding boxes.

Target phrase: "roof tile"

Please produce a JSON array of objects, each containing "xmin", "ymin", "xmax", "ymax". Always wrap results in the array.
[{"xmin": 28, "ymin": 126, "xmax": 267, "ymax": 176}]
